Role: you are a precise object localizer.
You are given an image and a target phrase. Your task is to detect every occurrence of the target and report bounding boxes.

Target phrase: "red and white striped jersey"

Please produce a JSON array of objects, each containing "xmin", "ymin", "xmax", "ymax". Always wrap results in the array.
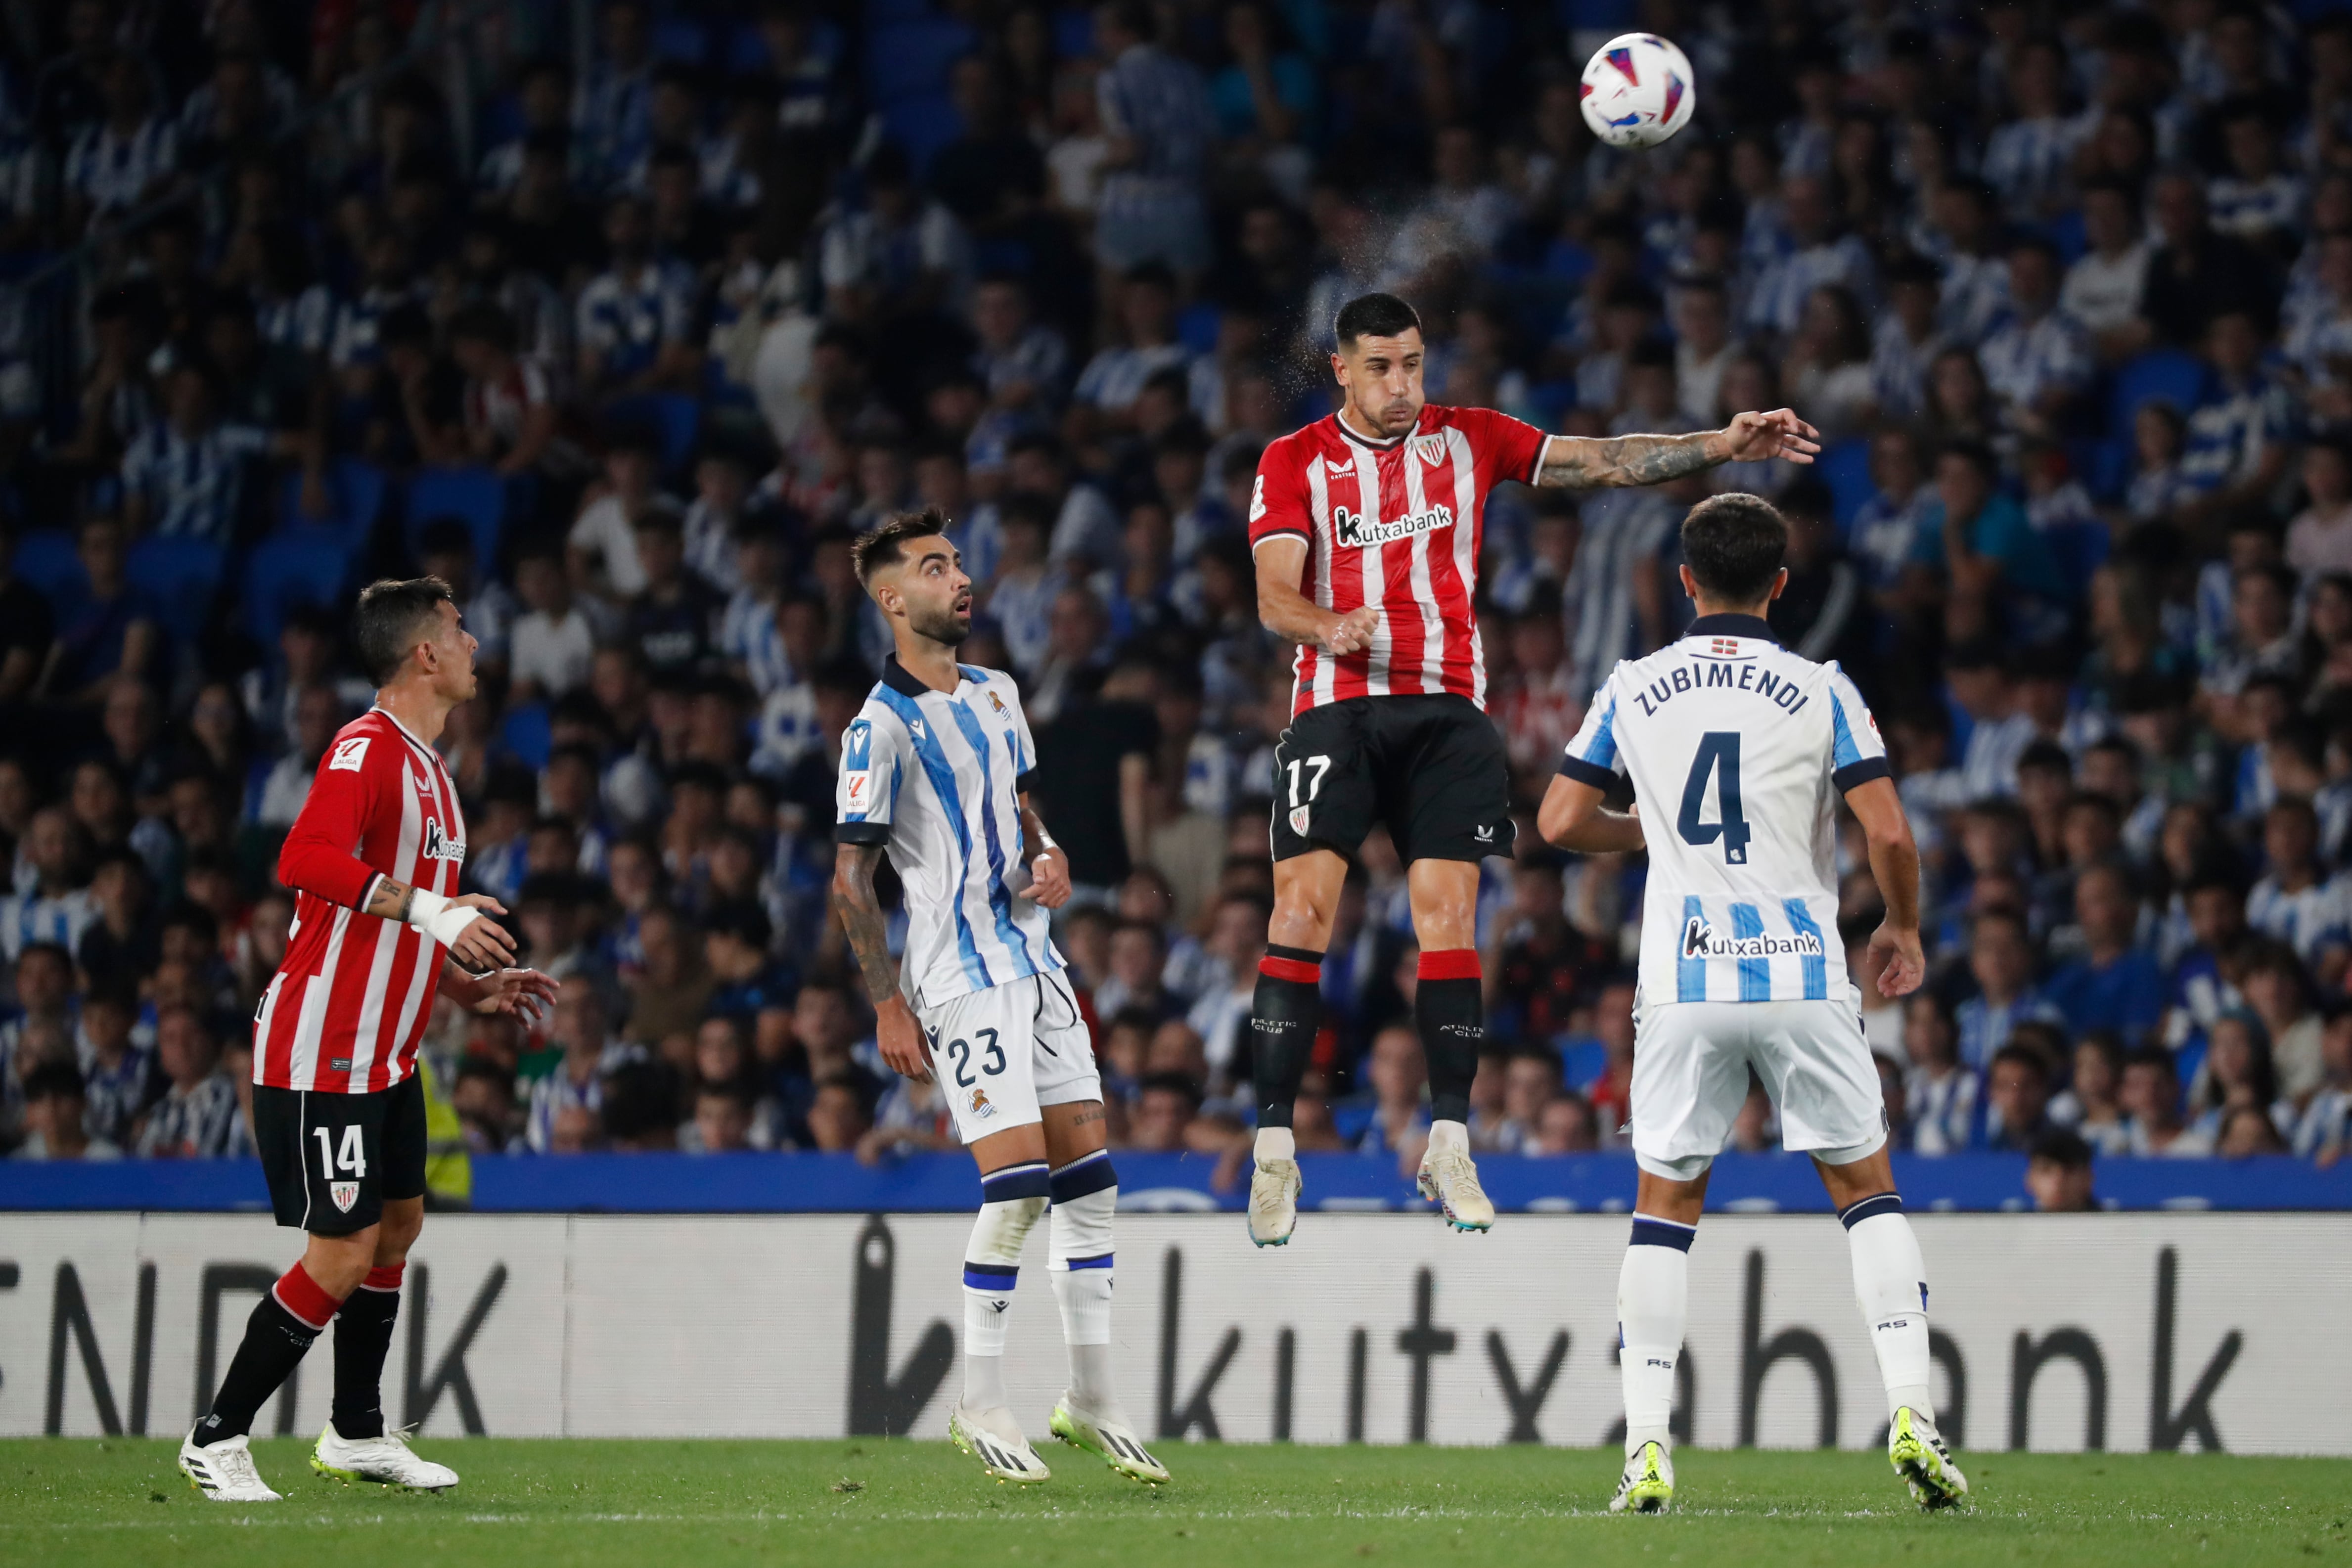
[
  {"xmin": 1249, "ymin": 403, "xmax": 1548, "ymax": 715},
  {"xmin": 255, "ymin": 708, "xmax": 468, "ymax": 1094}
]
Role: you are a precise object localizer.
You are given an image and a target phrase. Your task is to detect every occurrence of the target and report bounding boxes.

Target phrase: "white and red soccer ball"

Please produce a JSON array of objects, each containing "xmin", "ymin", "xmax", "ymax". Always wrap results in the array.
[{"xmin": 1579, "ymin": 33, "xmax": 1697, "ymax": 149}]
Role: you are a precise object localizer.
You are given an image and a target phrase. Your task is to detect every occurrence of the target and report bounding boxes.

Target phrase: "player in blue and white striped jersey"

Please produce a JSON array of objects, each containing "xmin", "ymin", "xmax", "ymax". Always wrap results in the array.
[
  {"xmin": 831, "ymin": 509, "xmax": 1166, "ymax": 1490},
  {"xmin": 1540, "ymin": 492, "xmax": 1966, "ymax": 1516}
]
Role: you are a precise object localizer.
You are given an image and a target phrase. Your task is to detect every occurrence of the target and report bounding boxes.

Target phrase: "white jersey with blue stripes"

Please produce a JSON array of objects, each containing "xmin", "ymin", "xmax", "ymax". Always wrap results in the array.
[
  {"xmin": 1560, "ymin": 613, "xmax": 1891, "ymax": 1008},
  {"xmin": 835, "ymin": 656, "xmax": 1062, "ymax": 1009}
]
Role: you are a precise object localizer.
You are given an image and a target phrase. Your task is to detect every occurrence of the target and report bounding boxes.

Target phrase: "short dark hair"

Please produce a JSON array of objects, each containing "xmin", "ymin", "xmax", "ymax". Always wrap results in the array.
[
  {"xmin": 851, "ymin": 507, "xmax": 950, "ymax": 587},
  {"xmin": 1678, "ymin": 493, "xmax": 1788, "ymax": 605},
  {"xmin": 2029, "ymin": 1128, "xmax": 2093, "ymax": 1170},
  {"xmin": 23, "ymin": 1061, "xmax": 85, "ymax": 1104},
  {"xmin": 1334, "ymin": 292, "xmax": 1422, "ymax": 349},
  {"xmin": 353, "ymin": 577, "xmax": 456, "ymax": 685}
]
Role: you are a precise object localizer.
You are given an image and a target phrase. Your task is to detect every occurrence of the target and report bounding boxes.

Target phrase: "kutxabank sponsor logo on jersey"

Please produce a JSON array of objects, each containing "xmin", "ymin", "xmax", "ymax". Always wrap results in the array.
[
  {"xmin": 1680, "ymin": 916, "xmax": 1824, "ymax": 961},
  {"xmin": 1333, "ymin": 501, "xmax": 1454, "ymax": 549}
]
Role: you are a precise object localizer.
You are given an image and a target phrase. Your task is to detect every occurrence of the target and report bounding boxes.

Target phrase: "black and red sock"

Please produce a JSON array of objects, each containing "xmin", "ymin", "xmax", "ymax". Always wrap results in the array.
[
  {"xmin": 199, "ymin": 1262, "xmax": 342, "ymax": 1441},
  {"xmin": 332, "ymin": 1263, "xmax": 405, "ymax": 1439},
  {"xmin": 1417, "ymin": 948, "xmax": 1485, "ymax": 1125},
  {"xmin": 1251, "ymin": 945, "xmax": 1324, "ymax": 1129}
]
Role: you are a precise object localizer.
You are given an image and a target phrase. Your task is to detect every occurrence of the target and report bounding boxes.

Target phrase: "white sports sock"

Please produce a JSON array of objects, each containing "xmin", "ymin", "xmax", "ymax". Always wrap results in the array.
[
  {"xmin": 1427, "ymin": 1119, "xmax": 1469, "ymax": 1155},
  {"xmin": 1845, "ymin": 1201, "xmax": 1934, "ymax": 1421},
  {"xmin": 1618, "ymin": 1216, "xmax": 1693, "ymax": 1456},
  {"xmin": 1254, "ymin": 1126, "xmax": 1295, "ymax": 1161},
  {"xmin": 961, "ymin": 1172, "xmax": 1047, "ymax": 1412},
  {"xmin": 1048, "ymin": 1162, "xmax": 1119, "ymax": 1412}
]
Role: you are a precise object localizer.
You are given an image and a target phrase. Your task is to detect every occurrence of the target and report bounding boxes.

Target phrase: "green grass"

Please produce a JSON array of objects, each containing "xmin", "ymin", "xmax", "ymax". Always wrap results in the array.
[{"xmin": 4, "ymin": 1438, "xmax": 2349, "ymax": 1568}]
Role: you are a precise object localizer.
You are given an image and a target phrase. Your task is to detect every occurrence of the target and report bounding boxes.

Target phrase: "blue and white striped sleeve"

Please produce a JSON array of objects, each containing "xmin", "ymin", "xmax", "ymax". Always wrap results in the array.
[
  {"xmin": 1557, "ymin": 679, "xmax": 1628, "ymax": 791},
  {"xmin": 1826, "ymin": 665, "xmax": 1892, "ymax": 793},
  {"xmin": 1002, "ymin": 678, "xmax": 1040, "ymax": 791},
  {"xmin": 835, "ymin": 703, "xmax": 903, "ymax": 845}
]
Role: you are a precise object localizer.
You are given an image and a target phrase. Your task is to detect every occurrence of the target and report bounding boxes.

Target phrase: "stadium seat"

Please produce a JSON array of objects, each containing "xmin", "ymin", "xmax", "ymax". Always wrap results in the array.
[
  {"xmin": 2043, "ymin": 518, "xmax": 2112, "ymax": 596},
  {"xmin": 7, "ymin": 528, "xmax": 81, "ymax": 599},
  {"xmin": 881, "ymin": 96, "xmax": 964, "ymax": 176},
  {"xmin": 865, "ymin": 20, "xmax": 978, "ymax": 104},
  {"xmin": 1818, "ymin": 437, "xmax": 1875, "ymax": 532},
  {"xmin": 244, "ymin": 533, "xmax": 354, "ymax": 647},
  {"xmin": 404, "ymin": 466, "xmax": 509, "ymax": 567},
  {"xmin": 650, "ymin": 17, "xmax": 708, "ymax": 64},
  {"xmin": 606, "ymin": 392, "xmax": 701, "ymax": 476},
  {"xmin": 125, "ymin": 536, "xmax": 226, "ymax": 646},
  {"xmin": 499, "ymin": 700, "xmax": 553, "ymax": 772},
  {"xmin": 1176, "ymin": 302, "xmax": 1223, "ymax": 356},
  {"xmin": 279, "ymin": 457, "xmax": 387, "ymax": 548},
  {"xmin": 2109, "ymin": 348, "xmax": 2211, "ymax": 434}
]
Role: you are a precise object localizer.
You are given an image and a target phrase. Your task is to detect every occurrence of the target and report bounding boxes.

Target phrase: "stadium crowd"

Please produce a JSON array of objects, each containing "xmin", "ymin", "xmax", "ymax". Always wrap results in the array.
[{"xmin": 4, "ymin": 0, "xmax": 2352, "ymax": 1186}]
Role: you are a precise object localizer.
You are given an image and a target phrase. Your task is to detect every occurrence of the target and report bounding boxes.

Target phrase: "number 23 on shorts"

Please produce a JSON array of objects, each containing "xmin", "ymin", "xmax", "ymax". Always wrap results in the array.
[{"xmin": 941, "ymin": 1027, "xmax": 1006, "ymax": 1088}]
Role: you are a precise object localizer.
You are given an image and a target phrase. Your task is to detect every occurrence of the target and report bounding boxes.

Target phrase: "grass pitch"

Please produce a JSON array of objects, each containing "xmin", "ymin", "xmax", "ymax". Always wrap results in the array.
[{"xmin": 4, "ymin": 1437, "xmax": 2348, "ymax": 1568}]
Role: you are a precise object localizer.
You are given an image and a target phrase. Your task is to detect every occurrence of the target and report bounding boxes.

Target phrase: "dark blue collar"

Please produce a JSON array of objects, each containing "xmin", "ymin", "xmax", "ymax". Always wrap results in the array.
[
  {"xmin": 1683, "ymin": 613, "xmax": 1780, "ymax": 644},
  {"xmin": 881, "ymin": 654, "xmax": 935, "ymax": 697}
]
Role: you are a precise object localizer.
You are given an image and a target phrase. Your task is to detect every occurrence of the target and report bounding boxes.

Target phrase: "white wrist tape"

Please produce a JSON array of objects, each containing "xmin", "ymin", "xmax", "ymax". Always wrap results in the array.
[{"xmin": 403, "ymin": 888, "xmax": 483, "ymax": 949}]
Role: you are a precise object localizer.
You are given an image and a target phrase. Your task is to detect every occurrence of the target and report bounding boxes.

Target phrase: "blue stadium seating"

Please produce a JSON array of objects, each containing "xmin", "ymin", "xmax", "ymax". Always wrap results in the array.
[
  {"xmin": 278, "ymin": 457, "xmax": 387, "ymax": 548},
  {"xmin": 650, "ymin": 16, "xmax": 707, "ymax": 64},
  {"xmin": 404, "ymin": 466, "xmax": 511, "ymax": 566},
  {"xmin": 1818, "ymin": 436, "xmax": 1875, "ymax": 531},
  {"xmin": 499, "ymin": 700, "xmax": 553, "ymax": 771},
  {"xmin": 244, "ymin": 533, "xmax": 354, "ymax": 647},
  {"xmin": 865, "ymin": 19, "xmax": 978, "ymax": 105},
  {"xmin": 124, "ymin": 536, "xmax": 226, "ymax": 645},
  {"xmin": 8, "ymin": 528, "xmax": 81, "ymax": 599},
  {"xmin": 2043, "ymin": 518, "xmax": 2112, "ymax": 597},
  {"xmin": 881, "ymin": 96, "xmax": 964, "ymax": 176},
  {"xmin": 2109, "ymin": 347, "xmax": 2211, "ymax": 432},
  {"xmin": 606, "ymin": 392, "xmax": 701, "ymax": 475},
  {"xmin": 1176, "ymin": 302, "xmax": 1223, "ymax": 356}
]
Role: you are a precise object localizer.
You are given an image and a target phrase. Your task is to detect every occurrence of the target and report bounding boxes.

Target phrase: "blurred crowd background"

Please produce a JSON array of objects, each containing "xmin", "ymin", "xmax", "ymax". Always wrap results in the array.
[{"xmin": 3, "ymin": 0, "xmax": 2352, "ymax": 1201}]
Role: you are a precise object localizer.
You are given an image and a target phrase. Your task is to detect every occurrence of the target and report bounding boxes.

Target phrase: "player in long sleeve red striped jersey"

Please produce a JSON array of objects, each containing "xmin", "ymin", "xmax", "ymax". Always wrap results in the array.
[
  {"xmin": 180, "ymin": 579, "xmax": 554, "ymax": 1504},
  {"xmin": 1241, "ymin": 292, "xmax": 1821, "ymax": 1247}
]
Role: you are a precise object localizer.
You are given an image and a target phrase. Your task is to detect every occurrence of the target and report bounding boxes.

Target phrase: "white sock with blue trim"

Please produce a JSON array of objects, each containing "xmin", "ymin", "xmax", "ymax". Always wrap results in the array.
[
  {"xmin": 1047, "ymin": 1151, "xmax": 1119, "ymax": 1412},
  {"xmin": 1842, "ymin": 1194, "xmax": 1934, "ymax": 1422},
  {"xmin": 963, "ymin": 1162, "xmax": 1049, "ymax": 1411},
  {"xmin": 1619, "ymin": 1214, "xmax": 1693, "ymax": 1456}
]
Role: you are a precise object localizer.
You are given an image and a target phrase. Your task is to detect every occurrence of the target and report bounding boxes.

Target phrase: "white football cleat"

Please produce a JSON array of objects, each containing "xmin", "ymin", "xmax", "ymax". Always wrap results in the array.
[
  {"xmin": 949, "ymin": 1402, "xmax": 1051, "ymax": 1484},
  {"xmin": 310, "ymin": 1421, "xmax": 459, "ymax": 1491},
  {"xmin": 1609, "ymin": 1439, "xmax": 1674, "ymax": 1514},
  {"xmin": 179, "ymin": 1430, "xmax": 281, "ymax": 1502},
  {"xmin": 1416, "ymin": 1146, "xmax": 1494, "ymax": 1231},
  {"xmin": 1248, "ymin": 1157, "xmax": 1302, "ymax": 1247},
  {"xmin": 1887, "ymin": 1406, "xmax": 1969, "ymax": 1511},
  {"xmin": 1050, "ymin": 1396, "xmax": 1170, "ymax": 1485}
]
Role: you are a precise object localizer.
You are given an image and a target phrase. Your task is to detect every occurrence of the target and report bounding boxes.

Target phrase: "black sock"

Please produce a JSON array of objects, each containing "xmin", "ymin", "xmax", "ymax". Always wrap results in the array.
[
  {"xmin": 1251, "ymin": 945, "xmax": 1324, "ymax": 1130},
  {"xmin": 1416, "ymin": 951, "xmax": 1485, "ymax": 1126},
  {"xmin": 201, "ymin": 1280, "xmax": 333, "ymax": 1441},
  {"xmin": 331, "ymin": 1267, "xmax": 403, "ymax": 1439}
]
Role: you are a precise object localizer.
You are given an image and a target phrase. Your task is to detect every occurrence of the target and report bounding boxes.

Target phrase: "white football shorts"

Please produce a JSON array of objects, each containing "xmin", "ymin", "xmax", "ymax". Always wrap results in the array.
[
  {"xmin": 1629, "ymin": 991, "xmax": 1889, "ymax": 1179},
  {"xmin": 920, "ymin": 969, "xmax": 1102, "ymax": 1144}
]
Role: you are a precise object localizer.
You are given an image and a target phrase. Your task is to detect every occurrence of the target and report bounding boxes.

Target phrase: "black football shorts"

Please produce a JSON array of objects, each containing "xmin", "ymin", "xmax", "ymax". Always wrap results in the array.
[
  {"xmin": 252, "ymin": 1073, "xmax": 428, "ymax": 1236},
  {"xmin": 1269, "ymin": 693, "xmax": 1515, "ymax": 865}
]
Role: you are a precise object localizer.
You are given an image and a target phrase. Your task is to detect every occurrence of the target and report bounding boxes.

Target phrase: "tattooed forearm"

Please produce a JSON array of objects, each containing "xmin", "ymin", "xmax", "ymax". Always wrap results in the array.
[
  {"xmin": 1537, "ymin": 429, "xmax": 1726, "ymax": 489},
  {"xmin": 363, "ymin": 876, "xmax": 416, "ymax": 921},
  {"xmin": 830, "ymin": 845, "xmax": 903, "ymax": 1006}
]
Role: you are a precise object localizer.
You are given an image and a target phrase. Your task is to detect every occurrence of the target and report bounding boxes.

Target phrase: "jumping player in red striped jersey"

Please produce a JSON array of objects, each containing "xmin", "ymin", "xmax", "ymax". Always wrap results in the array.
[
  {"xmin": 180, "ymin": 578, "xmax": 555, "ymax": 1503},
  {"xmin": 1242, "ymin": 293, "xmax": 1819, "ymax": 1246}
]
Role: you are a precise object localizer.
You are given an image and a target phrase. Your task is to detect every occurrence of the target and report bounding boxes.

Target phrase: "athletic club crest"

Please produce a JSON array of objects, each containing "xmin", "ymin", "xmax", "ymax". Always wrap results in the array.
[
  {"xmin": 1290, "ymin": 805, "xmax": 1311, "ymax": 836},
  {"xmin": 1412, "ymin": 435, "xmax": 1447, "ymax": 466},
  {"xmin": 330, "ymin": 1181, "xmax": 360, "ymax": 1212}
]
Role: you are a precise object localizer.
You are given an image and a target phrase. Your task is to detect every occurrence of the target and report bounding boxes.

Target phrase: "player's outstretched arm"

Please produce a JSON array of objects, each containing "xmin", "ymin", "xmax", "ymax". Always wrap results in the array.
[
  {"xmin": 1536, "ymin": 409, "xmax": 1821, "ymax": 489},
  {"xmin": 832, "ymin": 842, "xmax": 930, "ymax": 1082},
  {"xmin": 1537, "ymin": 774, "xmax": 1646, "ymax": 854},
  {"xmin": 1846, "ymin": 776, "xmax": 1926, "ymax": 999}
]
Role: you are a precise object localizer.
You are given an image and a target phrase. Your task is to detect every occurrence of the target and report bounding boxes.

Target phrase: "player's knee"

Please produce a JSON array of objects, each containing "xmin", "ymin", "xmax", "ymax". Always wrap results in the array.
[
  {"xmin": 375, "ymin": 1205, "xmax": 424, "ymax": 1262},
  {"xmin": 1635, "ymin": 1150, "xmax": 1714, "ymax": 1184},
  {"xmin": 1048, "ymin": 1150, "xmax": 1117, "ymax": 1264},
  {"xmin": 970, "ymin": 1161, "xmax": 1051, "ymax": 1264},
  {"xmin": 302, "ymin": 1228, "xmax": 377, "ymax": 1297}
]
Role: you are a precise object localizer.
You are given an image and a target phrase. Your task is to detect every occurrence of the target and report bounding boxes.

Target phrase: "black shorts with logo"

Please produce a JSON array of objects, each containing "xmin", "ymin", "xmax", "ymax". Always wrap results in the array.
[
  {"xmin": 1269, "ymin": 693, "xmax": 1516, "ymax": 865},
  {"xmin": 252, "ymin": 1073, "xmax": 428, "ymax": 1236}
]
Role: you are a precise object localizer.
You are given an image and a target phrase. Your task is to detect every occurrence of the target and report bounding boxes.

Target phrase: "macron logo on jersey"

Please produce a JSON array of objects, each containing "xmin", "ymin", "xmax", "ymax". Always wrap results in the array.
[
  {"xmin": 329, "ymin": 737, "xmax": 370, "ymax": 773},
  {"xmin": 1681, "ymin": 915, "xmax": 1824, "ymax": 962},
  {"xmin": 1334, "ymin": 501, "xmax": 1454, "ymax": 549}
]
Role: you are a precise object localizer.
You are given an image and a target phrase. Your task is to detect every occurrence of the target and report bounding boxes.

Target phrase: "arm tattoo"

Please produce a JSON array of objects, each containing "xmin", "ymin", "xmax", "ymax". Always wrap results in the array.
[
  {"xmin": 1537, "ymin": 430, "xmax": 1721, "ymax": 489},
  {"xmin": 362, "ymin": 877, "xmax": 415, "ymax": 922},
  {"xmin": 831, "ymin": 845, "xmax": 903, "ymax": 1006}
]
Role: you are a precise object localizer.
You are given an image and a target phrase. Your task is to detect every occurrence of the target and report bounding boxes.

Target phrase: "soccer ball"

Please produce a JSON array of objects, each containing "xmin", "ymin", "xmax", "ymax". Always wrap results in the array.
[{"xmin": 1580, "ymin": 33, "xmax": 1697, "ymax": 149}]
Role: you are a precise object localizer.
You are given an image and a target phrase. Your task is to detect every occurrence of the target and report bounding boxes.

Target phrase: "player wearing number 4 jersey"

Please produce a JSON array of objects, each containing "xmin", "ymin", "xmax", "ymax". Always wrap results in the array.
[
  {"xmin": 832, "ymin": 510, "xmax": 1167, "ymax": 1489},
  {"xmin": 179, "ymin": 579, "xmax": 556, "ymax": 1505},
  {"xmin": 1243, "ymin": 292, "xmax": 1822, "ymax": 1246},
  {"xmin": 1539, "ymin": 493, "xmax": 1968, "ymax": 1515}
]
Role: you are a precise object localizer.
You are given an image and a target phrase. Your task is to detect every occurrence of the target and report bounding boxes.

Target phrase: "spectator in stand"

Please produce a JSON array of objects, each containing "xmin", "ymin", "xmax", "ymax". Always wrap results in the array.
[
  {"xmin": 2045, "ymin": 865, "xmax": 2165, "ymax": 1045},
  {"xmin": 133, "ymin": 1005, "xmax": 238, "ymax": 1158},
  {"xmin": 1977, "ymin": 1041, "xmax": 2056, "ymax": 1154},
  {"xmin": 2025, "ymin": 1129, "xmax": 2098, "ymax": 1211},
  {"xmin": 14, "ymin": 1063, "xmax": 120, "ymax": 1161}
]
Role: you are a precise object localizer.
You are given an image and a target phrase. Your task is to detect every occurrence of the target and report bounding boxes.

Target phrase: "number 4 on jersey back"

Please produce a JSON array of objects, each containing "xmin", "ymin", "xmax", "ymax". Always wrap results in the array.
[{"xmin": 1677, "ymin": 731, "xmax": 1751, "ymax": 865}]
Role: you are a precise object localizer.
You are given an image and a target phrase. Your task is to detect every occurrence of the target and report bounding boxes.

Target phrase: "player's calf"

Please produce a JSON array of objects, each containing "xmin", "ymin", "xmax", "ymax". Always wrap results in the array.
[
  {"xmin": 1412, "ymin": 949, "xmax": 1494, "ymax": 1231},
  {"xmin": 1043, "ymin": 1149, "xmax": 1169, "ymax": 1483},
  {"xmin": 1247, "ymin": 944, "xmax": 1322, "ymax": 1246},
  {"xmin": 950, "ymin": 1159, "xmax": 1051, "ymax": 1479}
]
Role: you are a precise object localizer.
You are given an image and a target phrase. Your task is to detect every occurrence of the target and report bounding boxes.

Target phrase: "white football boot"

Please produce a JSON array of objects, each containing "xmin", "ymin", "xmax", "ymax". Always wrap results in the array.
[
  {"xmin": 949, "ymin": 1402, "xmax": 1052, "ymax": 1484},
  {"xmin": 311, "ymin": 1422, "xmax": 459, "ymax": 1490},
  {"xmin": 179, "ymin": 1431, "xmax": 282, "ymax": 1502},
  {"xmin": 1247, "ymin": 1157, "xmax": 1303, "ymax": 1247},
  {"xmin": 1049, "ymin": 1397, "xmax": 1170, "ymax": 1485},
  {"xmin": 1609, "ymin": 1439, "xmax": 1674, "ymax": 1514},
  {"xmin": 1416, "ymin": 1145, "xmax": 1495, "ymax": 1231},
  {"xmin": 1887, "ymin": 1406, "xmax": 1969, "ymax": 1510}
]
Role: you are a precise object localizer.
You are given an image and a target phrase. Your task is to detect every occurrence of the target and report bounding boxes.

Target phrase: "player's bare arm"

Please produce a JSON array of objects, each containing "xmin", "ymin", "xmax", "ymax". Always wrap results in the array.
[
  {"xmin": 1537, "ymin": 775, "xmax": 1646, "ymax": 854},
  {"xmin": 356, "ymin": 875, "xmax": 517, "ymax": 971},
  {"xmin": 832, "ymin": 841, "xmax": 929, "ymax": 1081},
  {"xmin": 1252, "ymin": 534, "xmax": 1380, "ymax": 655},
  {"xmin": 1535, "ymin": 409, "xmax": 1822, "ymax": 488},
  {"xmin": 1846, "ymin": 775, "xmax": 1925, "ymax": 998},
  {"xmin": 1016, "ymin": 794, "xmax": 1073, "ymax": 909}
]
